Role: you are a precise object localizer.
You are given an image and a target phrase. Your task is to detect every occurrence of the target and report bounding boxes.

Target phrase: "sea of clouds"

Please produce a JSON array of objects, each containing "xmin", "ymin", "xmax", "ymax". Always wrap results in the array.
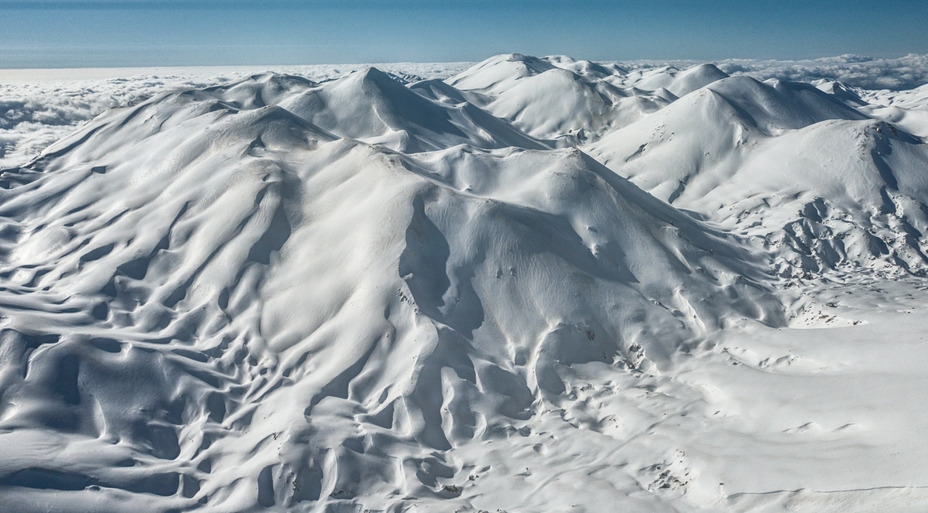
[{"xmin": 717, "ymin": 53, "xmax": 928, "ymax": 90}]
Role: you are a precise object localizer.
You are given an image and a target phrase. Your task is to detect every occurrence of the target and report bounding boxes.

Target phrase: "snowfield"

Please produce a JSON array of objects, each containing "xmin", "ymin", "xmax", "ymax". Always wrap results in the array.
[{"xmin": 1, "ymin": 53, "xmax": 928, "ymax": 512}]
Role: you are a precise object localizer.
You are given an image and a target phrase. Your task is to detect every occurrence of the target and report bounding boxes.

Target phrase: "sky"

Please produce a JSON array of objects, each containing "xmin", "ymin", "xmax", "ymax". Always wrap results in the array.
[{"xmin": 0, "ymin": 0, "xmax": 926, "ymax": 68}]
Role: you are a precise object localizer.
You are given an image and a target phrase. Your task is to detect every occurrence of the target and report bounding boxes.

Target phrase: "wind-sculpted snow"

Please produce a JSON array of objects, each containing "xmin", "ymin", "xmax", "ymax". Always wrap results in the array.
[
  {"xmin": 2, "ymin": 54, "xmax": 928, "ymax": 512},
  {"xmin": 0, "ymin": 72, "xmax": 786, "ymax": 510}
]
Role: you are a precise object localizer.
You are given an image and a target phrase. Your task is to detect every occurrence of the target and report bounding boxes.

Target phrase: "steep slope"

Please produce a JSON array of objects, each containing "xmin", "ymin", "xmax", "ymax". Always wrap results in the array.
[{"xmin": 0, "ymin": 76, "xmax": 785, "ymax": 511}]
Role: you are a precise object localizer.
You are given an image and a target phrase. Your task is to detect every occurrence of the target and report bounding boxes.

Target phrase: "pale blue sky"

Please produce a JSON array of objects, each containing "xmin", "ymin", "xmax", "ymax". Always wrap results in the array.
[{"xmin": 1, "ymin": 0, "xmax": 926, "ymax": 68}]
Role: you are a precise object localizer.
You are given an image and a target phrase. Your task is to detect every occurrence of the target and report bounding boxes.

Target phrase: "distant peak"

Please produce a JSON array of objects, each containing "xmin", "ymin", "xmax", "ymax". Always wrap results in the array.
[
  {"xmin": 356, "ymin": 66, "xmax": 387, "ymax": 80},
  {"xmin": 693, "ymin": 63, "xmax": 728, "ymax": 75},
  {"xmin": 492, "ymin": 53, "xmax": 556, "ymax": 74},
  {"xmin": 677, "ymin": 63, "xmax": 729, "ymax": 81},
  {"xmin": 344, "ymin": 66, "xmax": 408, "ymax": 90}
]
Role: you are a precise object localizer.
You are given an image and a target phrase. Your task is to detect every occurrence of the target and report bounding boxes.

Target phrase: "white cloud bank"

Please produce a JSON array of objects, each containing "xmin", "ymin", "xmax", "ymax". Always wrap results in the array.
[{"xmin": 715, "ymin": 53, "xmax": 928, "ymax": 91}]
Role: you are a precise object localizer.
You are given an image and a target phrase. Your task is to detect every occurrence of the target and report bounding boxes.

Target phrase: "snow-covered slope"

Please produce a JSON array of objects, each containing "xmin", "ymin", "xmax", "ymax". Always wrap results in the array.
[
  {"xmin": 2, "ymin": 54, "xmax": 928, "ymax": 512},
  {"xmin": 586, "ymin": 76, "xmax": 928, "ymax": 277},
  {"xmin": 858, "ymin": 82, "xmax": 928, "ymax": 137},
  {"xmin": 447, "ymin": 54, "xmax": 676, "ymax": 145},
  {"xmin": 0, "ymin": 71, "xmax": 785, "ymax": 511},
  {"xmin": 0, "ymin": 62, "xmax": 475, "ymax": 169}
]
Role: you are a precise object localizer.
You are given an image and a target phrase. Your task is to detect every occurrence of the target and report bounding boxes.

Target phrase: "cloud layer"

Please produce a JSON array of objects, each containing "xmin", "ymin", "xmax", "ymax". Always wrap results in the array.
[{"xmin": 717, "ymin": 53, "xmax": 928, "ymax": 91}]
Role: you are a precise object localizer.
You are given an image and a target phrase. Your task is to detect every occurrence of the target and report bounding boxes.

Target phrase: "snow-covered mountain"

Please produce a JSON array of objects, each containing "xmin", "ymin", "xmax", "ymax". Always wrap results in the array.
[
  {"xmin": 1, "ymin": 54, "xmax": 928, "ymax": 512},
  {"xmin": 586, "ymin": 77, "xmax": 928, "ymax": 277},
  {"xmin": 447, "ymin": 54, "xmax": 675, "ymax": 145}
]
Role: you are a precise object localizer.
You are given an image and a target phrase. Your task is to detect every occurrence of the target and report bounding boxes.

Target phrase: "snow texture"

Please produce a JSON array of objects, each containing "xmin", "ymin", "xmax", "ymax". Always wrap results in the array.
[{"xmin": 1, "ymin": 53, "xmax": 928, "ymax": 512}]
